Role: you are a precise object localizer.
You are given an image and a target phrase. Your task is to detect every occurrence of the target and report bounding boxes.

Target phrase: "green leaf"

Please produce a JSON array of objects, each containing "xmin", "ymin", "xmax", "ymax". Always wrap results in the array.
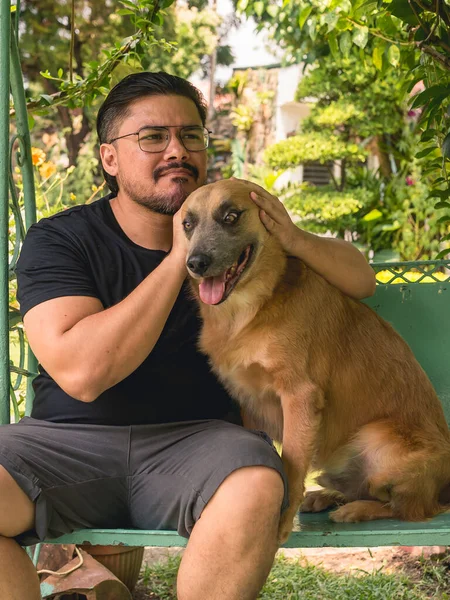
[
  {"xmin": 27, "ymin": 114, "xmax": 35, "ymax": 131},
  {"xmin": 437, "ymin": 215, "xmax": 450, "ymax": 225},
  {"xmin": 435, "ymin": 248, "xmax": 450, "ymax": 259},
  {"xmin": 253, "ymin": 1, "xmax": 264, "ymax": 16},
  {"xmin": 443, "ymin": 132, "xmax": 450, "ymax": 159},
  {"xmin": 376, "ymin": 13, "xmax": 397, "ymax": 35},
  {"xmin": 57, "ymin": 68, "xmax": 63, "ymax": 78},
  {"xmin": 352, "ymin": 25, "xmax": 368, "ymax": 49},
  {"xmin": 429, "ymin": 189, "xmax": 450, "ymax": 199},
  {"xmin": 415, "ymin": 146, "xmax": 438, "ymax": 158},
  {"xmin": 387, "ymin": 44, "xmax": 400, "ymax": 67},
  {"xmin": 117, "ymin": 8, "xmax": 135, "ymax": 15},
  {"xmin": 411, "ymin": 85, "xmax": 449, "ymax": 109},
  {"xmin": 299, "ymin": 5, "xmax": 313, "ymax": 30},
  {"xmin": 339, "ymin": 31, "xmax": 352, "ymax": 57},
  {"xmin": 388, "ymin": 0, "xmax": 420, "ymax": 25},
  {"xmin": 40, "ymin": 94, "xmax": 53, "ymax": 105},
  {"xmin": 119, "ymin": 0, "xmax": 138, "ymax": 8},
  {"xmin": 435, "ymin": 201, "xmax": 450, "ymax": 209},
  {"xmin": 236, "ymin": 0, "xmax": 249, "ymax": 10},
  {"xmin": 335, "ymin": 16, "xmax": 351, "ymax": 31},
  {"xmin": 309, "ymin": 16, "xmax": 317, "ymax": 41},
  {"xmin": 328, "ymin": 32, "xmax": 339, "ymax": 59},
  {"xmin": 266, "ymin": 5, "xmax": 278, "ymax": 17},
  {"xmin": 420, "ymin": 129, "xmax": 437, "ymax": 142},
  {"xmin": 324, "ymin": 11, "xmax": 339, "ymax": 33},
  {"xmin": 363, "ymin": 208, "xmax": 383, "ymax": 221},
  {"xmin": 372, "ymin": 46, "xmax": 383, "ymax": 71}
]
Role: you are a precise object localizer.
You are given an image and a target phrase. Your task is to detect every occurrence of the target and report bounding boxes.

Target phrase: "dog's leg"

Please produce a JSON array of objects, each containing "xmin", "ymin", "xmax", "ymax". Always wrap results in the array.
[
  {"xmin": 330, "ymin": 500, "xmax": 394, "ymax": 522},
  {"xmin": 301, "ymin": 489, "xmax": 347, "ymax": 513},
  {"xmin": 277, "ymin": 381, "xmax": 324, "ymax": 544}
]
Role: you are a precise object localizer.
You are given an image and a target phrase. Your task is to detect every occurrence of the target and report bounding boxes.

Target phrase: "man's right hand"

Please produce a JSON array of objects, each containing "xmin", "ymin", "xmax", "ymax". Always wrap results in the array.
[{"xmin": 170, "ymin": 208, "xmax": 188, "ymax": 267}]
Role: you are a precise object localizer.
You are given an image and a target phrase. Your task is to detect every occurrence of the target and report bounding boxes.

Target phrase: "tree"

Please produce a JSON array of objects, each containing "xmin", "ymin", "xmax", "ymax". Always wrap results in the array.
[
  {"xmin": 259, "ymin": 51, "xmax": 448, "ymax": 260},
  {"xmin": 18, "ymin": 0, "xmax": 230, "ymax": 165},
  {"xmin": 266, "ymin": 54, "xmax": 408, "ymax": 185},
  {"xmin": 239, "ymin": 0, "xmax": 450, "ymax": 256}
]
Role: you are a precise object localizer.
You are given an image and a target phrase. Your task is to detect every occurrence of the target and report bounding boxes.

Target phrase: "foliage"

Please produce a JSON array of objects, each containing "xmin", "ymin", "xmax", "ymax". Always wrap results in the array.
[
  {"xmin": 264, "ymin": 54, "xmax": 408, "ymax": 196},
  {"xmin": 65, "ymin": 134, "xmax": 103, "ymax": 205},
  {"xmin": 230, "ymin": 103, "xmax": 256, "ymax": 132},
  {"xmin": 239, "ymin": 0, "xmax": 450, "ymax": 257},
  {"xmin": 15, "ymin": 0, "xmax": 229, "ymax": 168},
  {"xmin": 149, "ymin": 4, "xmax": 223, "ymax": 78},
  {"xmin": 17, "ymin": 0, "xmax": 176, "ymax": 114},
  {"xmin": 227, "ymin": 70, "xmax": 250, "ymax": 99},
  {"xmin": 283, "ymin": 184, "xmax": 369, "ymax": 236},
  {"xmin": 265, "ymin": 134, "xmax": 367, "ymax": 170},
  {"xmin": 247, "ymin": 164, "xmax": 286, "ymax": 193},
  {"xmin": 230, "ymin": 138, "xmax": 247, "ymax": 177},
  {"xmin": 296, "ymin": 55, "xmax": 408, "ymax": 140}
]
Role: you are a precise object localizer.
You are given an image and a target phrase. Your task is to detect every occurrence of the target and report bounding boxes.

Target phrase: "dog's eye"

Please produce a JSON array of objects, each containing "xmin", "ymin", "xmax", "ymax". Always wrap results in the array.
[
  {"xmin": 223, "ymin": 211, "xmax": 240, "ymax": 225},
  {"xmin": 183, "ymin": 220, "xmax": 193, "ymax": 231}
]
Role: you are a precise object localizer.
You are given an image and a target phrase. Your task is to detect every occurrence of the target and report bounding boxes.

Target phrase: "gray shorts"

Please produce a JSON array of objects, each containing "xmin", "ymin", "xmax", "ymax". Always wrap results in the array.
[{"xmin": 0, "ymin": 417, "xmax": 288, "ymax": 546}]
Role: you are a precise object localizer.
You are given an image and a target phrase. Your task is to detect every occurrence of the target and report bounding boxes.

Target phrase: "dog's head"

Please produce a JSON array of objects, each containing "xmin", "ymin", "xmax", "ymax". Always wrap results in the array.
[{"xmin": 181, "ymin": 178, "xmax": 272, "ymax": 305}]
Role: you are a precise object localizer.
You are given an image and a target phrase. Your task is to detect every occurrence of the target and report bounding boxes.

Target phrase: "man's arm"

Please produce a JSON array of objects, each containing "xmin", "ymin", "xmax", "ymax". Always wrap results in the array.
[
  {"xmin": 23, "ymin": 213, "xmax": 187, "ymax": 403},
  {"xmin": 249, "ymin": 189, "xmax": 376, "ymax": 300}
]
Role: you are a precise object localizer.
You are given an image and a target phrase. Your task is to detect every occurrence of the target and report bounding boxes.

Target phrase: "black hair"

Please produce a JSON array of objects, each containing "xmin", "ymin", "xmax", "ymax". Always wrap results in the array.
[{"xmin": 96, "ymin": 71, "xmax": 208, "ymax": 195}]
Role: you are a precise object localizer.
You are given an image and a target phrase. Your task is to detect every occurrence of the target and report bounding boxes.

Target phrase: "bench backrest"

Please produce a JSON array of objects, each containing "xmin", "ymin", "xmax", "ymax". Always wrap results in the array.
[{"xmin": 366, "ymin": 263, "xmax": 450, "ymax": 423}]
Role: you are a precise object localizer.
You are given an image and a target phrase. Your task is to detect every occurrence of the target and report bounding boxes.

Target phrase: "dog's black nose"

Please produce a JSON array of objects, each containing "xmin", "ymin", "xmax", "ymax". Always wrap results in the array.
[{"xmin": 187, "ymin": 253, "xmax": 212, "ymax": 276}]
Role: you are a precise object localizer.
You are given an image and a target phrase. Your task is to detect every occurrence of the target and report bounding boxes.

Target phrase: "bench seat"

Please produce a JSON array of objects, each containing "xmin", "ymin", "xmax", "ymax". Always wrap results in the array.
[{"xmin": 47, "ymin": 511, "xmax": 450, "ymax": 549}]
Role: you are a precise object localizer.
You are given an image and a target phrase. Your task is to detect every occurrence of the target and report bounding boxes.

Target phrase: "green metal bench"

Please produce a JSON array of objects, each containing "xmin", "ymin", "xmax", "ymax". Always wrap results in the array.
[{"xmin": 3, "ymin": 0, "xmax": 450, "ymax": 572}]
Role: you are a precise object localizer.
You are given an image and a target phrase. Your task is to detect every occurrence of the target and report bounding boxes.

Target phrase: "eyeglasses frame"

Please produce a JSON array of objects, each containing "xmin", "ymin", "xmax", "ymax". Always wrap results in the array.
[{"xmin": 107, "ymin": 125, "xmax": 212, "ymax": 153}]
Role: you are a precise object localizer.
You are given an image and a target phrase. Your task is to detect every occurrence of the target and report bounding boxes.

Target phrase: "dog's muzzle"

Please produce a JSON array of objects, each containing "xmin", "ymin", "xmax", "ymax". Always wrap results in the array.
[{"xmin": 186, "ymin": 253, "xmax": 212, "ymax": 277}]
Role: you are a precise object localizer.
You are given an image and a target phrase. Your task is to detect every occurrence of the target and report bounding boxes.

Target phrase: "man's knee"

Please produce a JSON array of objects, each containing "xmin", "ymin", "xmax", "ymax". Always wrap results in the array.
[
  {"xmin": 0, "ymin": 466, "xmax": 34, "ymax": 537},
  {"xmin": 207, "ymin": 465, "xmax": 285, "ymax": 521}
]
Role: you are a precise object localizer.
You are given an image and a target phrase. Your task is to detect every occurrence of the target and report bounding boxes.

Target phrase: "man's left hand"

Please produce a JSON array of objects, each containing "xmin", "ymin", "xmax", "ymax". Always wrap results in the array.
[{"xmin": 250, "ymin": 189, "xmax": 300, "ymax": 256}]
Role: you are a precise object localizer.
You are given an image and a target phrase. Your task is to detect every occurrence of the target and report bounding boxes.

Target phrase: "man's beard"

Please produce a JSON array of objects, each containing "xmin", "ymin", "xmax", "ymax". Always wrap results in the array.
[
  {"xmin": 137, "ymin": 179, "xmax": 189, "ymax": 215},
  {"xmin": 120, "ymin": 163, "xmax": 202, "ymax": 215}
]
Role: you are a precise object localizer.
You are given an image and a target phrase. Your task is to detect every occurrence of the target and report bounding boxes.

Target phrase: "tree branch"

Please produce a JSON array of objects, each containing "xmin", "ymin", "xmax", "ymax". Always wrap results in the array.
[
  {"xmin": 10, "ymin": 31, "xmax": 156, "ymax": 116},
  {"xmin": 325, "ymin": 163, "xmax": 339, "ymax": 190},
  {"xmin": 418, "ymin": 42, "xmax": 450, "ymax": 69},
  {"xmin": 69, "ymin": 0, "xmax": 75, "ymax": 83},
  {"xmin": 423, "ymin": 0, "xmax": 440, "ymax": 42},
  {"xmin": 408, "ymin": 0, "xmax": 430, "ymax": 36}
]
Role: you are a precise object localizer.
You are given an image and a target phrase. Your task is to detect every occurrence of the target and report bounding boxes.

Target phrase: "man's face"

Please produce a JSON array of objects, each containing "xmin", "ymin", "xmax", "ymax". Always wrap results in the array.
[{"xmin": 100, "ymin": 94, "xmax": 208, "ymax": 215}]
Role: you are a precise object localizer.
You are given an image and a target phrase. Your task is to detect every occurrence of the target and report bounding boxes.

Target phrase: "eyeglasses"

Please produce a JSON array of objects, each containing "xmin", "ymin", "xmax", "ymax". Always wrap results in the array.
[{"xmin": 108, "ymin": 125, "xmax": 211, "ymax": 153}]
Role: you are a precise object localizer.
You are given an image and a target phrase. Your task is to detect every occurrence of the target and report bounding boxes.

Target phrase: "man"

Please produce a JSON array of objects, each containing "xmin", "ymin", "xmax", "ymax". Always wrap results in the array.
[{"xmin": 0, "ymin": 71, "xmax": 376, "ymax": 600}]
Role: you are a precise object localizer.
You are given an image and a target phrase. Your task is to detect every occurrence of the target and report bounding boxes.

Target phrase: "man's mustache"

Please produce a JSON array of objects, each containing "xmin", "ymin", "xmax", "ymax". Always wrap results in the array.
[{"xmin": 153, "ymin": 162, "xmax": 199, "ymax": 182}]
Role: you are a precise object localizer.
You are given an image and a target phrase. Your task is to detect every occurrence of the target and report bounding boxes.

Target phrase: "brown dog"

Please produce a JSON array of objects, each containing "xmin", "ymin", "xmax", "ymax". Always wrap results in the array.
[{"xmin": 181, "ymin": 178, "xmax": 450, "ymax": 543}]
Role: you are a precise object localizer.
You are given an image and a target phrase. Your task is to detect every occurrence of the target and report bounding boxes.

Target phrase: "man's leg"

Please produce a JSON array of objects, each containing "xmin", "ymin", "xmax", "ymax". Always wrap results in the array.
[
  {"xmin": 0, "ymin": 466, "xmax": 41, "ymax": 600},
  {"xmin": 177, "ymin": 466, "xmax": 284, "ymax": 600}
]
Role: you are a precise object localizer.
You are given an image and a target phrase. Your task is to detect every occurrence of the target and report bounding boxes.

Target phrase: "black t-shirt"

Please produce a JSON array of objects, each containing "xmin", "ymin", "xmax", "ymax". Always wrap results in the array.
[{"xmin": 16, "ymin": 194, "xmax": 237, "ymax": 425}]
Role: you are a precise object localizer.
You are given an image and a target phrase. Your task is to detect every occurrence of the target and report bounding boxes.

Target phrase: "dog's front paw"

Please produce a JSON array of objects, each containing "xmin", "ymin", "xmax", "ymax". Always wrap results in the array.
[{"xmin": 301, "ymin": 489, "xmax": 345, "ymax": 513}]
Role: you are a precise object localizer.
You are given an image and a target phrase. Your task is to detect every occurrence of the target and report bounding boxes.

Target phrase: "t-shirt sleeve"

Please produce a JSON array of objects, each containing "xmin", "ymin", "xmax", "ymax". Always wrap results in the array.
[{"xmin": 15, "ymin": 220, "xmax": 100, "ymax": 317}]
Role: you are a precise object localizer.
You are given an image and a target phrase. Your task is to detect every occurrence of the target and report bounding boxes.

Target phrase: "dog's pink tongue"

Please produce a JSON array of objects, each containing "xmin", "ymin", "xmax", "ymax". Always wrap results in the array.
[{"xmin": 199, "ymin": 276, "xmax": 225, "ymax": 305}]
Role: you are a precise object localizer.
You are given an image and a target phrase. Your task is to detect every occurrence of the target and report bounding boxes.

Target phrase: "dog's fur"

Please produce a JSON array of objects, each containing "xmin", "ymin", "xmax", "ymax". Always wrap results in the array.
[{"xmin": 181, "ymin": 178, "xmax": 450, "ymax": 542}]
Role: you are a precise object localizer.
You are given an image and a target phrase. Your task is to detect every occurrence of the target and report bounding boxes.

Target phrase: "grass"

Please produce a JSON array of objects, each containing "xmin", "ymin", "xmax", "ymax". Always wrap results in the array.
[{"xmin": 138, "ymin": 553, "xmax": 450, "ymax": 600}]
